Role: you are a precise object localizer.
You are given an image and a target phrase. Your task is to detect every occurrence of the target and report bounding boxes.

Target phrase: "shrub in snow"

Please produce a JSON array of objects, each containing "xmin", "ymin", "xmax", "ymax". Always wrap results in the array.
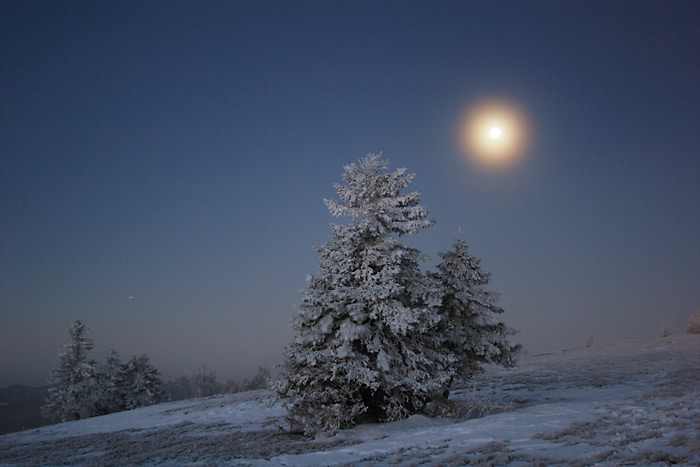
[
  {"xmin": 432, "ymin": 233, "xmax": 520, "ymax": 386},
  {"xmin": 191, "ymin": 365, "xmax": 220, "ymax": 398},
  {"xmin": 661, "ymin": 320, "xmax": 673, "ymax": 337},
  {"xmin": 688, "ymin": 310, "xmax": 700, "ymax": 335},
  {"xmin": 222, "ymin": 366, "xmax": 271, "ymax": 394},
  {"xmin": 243, "ymin": 366, "xmax": 271, "ymax": 391},
  {"xmin": 42, "ymin": 320, "xmax": 101, "ymax": 421}
]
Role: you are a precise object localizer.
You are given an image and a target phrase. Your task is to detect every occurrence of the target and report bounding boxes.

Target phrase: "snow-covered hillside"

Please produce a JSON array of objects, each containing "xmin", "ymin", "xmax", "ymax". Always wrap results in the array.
[{"xmin": 1, "ymin": 335, "xmax": 699, "ymax": 466}]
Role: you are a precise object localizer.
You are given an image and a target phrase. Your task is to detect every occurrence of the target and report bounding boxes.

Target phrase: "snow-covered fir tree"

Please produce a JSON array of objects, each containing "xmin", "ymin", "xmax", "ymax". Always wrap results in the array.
[
  {"xmin": 94, "ymin": 349, "xmax": 126, "ymax": 415},
  {"xmin": 43, "ymin": 321, "xmax": 164, "ymax": 420},
  {"xmin": 433, "ymin": 233, "xmax": 520, "ymax": 388},
  {"xmin": 120, "ymin": 354, "xmax": 163, "ymax": 410},
  {"xmin": 42, "ymin": 320, "xmax": 100, "ymax": 421},
  {"xmin": 277, "ymin": 154, "xmax": 454, "ymax": 434}
]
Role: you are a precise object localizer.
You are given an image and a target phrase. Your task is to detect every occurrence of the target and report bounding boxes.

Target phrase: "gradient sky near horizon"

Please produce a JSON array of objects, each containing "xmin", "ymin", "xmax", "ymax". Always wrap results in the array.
[{"xmin": 1, "ymin": 1, "xmax": 699, "ymax": 388}]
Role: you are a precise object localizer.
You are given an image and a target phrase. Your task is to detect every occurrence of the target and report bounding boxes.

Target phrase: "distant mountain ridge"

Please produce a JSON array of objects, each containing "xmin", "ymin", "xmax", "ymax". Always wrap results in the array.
[{"xmin": 0, "ymin": 385, "xmax": 49, "ymax": 435}]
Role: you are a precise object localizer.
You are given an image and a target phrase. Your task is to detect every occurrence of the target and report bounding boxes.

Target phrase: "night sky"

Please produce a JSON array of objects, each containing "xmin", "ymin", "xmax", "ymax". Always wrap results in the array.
[{"xmin": 2, "ymin": 1, "xmax": 699, "ymax": 388}]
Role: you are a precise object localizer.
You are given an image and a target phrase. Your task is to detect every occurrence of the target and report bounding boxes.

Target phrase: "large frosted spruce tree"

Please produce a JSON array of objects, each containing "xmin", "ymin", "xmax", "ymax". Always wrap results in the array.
[{"xmin": 278, "ymin": 154, "xmax": 454, "ymax": 434}]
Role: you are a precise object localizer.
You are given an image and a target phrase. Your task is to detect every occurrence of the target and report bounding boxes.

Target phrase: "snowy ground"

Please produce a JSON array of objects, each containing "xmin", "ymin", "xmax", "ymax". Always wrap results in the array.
[{"xmin": 1, "ymin": 334, "xmax": 699, "ymax": 466}]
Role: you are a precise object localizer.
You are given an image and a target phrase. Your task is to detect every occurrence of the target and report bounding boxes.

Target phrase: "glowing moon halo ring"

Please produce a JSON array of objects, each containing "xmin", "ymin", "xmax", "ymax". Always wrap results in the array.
[{"xmin": 459, "ymin": 98, "xmax": 530, "ymax": 168}]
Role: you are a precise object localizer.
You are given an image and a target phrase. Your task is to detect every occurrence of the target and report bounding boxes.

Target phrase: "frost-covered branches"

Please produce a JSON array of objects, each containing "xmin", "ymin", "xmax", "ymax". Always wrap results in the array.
[
  {"xmin": 433, "ymin": 233, "xmax": 521, "ymax": 382},
  {"xmin": 42, "ymin": 321, "xmax": 163, "ymax": 422},
  {"xmin": 324, "ymin": 155, "xmax": 434, "ymax": 235},
  {"xmin": 42, "ymin": 320, "xmax": 99, "ymax": 422},
  {"xmin": 277, "ymin": 154, "xmax": 520, "ymax": 435},
  {"xmin": 120, "ymin": 354, "xmax": 164, "ymax": 410}
]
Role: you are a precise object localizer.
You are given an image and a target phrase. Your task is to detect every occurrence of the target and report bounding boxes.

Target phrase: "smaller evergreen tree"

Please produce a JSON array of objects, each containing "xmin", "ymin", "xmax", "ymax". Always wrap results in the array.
[
  {"xmin": 43, "ymin": 321, "xmax": 164, "ymax": 420},
  {"xmin": 120, "ymin": 354, "xmax": 163, "ymax": 410},
  {"xmin": 94, "ymin": 349, "xmax": 126, "ymax": 415},
  {"xmin": 433, "ymin": 233, "xmax": 521, "ymax": 390},
  {"xmin": 42, "ymin": 320, "xmax": 100, "ymax": 421}
]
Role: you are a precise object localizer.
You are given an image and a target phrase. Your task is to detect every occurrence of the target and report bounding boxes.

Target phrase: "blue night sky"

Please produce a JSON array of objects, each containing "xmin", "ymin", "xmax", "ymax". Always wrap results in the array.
[{"xmin": 1, "ymin": 1, "xmax": 699, "ymax": 387}]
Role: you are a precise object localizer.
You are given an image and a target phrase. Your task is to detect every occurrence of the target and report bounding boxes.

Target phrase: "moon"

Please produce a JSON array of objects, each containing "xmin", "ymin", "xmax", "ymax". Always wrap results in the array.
[{"xmin": 458, "ymin": 97, "xmax": 530, "ymax": 168}]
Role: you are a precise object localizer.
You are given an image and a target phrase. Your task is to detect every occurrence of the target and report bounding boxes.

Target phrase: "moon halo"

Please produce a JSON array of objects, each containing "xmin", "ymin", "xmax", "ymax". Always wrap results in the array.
[{"xmin": 458, "ymin": 97, "xmax": 530, "ymax": 169}]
